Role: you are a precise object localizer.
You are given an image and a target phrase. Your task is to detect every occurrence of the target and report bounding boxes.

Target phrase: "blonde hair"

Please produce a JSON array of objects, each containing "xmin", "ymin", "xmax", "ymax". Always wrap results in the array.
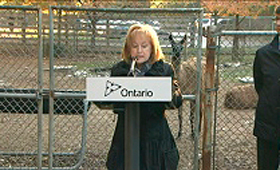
[{"xmin": 121, "ymin": 23, "xmax": 165, "ymax": 64}]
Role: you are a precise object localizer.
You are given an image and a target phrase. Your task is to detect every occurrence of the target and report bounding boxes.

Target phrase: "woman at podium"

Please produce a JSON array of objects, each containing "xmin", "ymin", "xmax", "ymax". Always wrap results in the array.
[{"xmin": 106, "ymin": 23, "xmax": 182, "ymax": 170}]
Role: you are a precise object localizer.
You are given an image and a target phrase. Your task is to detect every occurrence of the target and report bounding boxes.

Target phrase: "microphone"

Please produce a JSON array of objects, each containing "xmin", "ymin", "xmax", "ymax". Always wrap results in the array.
[{"xmin": 128, "ymin": 56, "xmax": 138, "ymax": 76}]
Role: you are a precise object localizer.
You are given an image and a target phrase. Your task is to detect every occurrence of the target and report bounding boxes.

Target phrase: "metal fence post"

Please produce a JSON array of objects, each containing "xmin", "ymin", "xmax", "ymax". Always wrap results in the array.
[
  {"xmin": 202, "ymin": 26, "xmax": 216, "ymax": 170},
  {"xmin": 37, "ymin": 7, "xmax": 43, "ymax": 170},
  {"xmin": 48, "ymin": 6, "xmax": 55, "ymax": 170},
  {"xmin": 193, "ymin": 9, "xmax": 204, "ymax": 170}
]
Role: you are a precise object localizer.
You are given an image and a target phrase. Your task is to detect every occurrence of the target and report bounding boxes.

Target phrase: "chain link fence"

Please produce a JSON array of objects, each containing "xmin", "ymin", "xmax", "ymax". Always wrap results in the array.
[
  {"xmin": 0, "ymin": 1, "xmax": 278, "ymax": 170},
  {"xmin": 0, "ymin": 6, "xmax": 44, "ymax": 169},
  {"xmin": 214, "ymin": 31, "xmax": 277, "ymax": 170},
  {"xmin": 0, "ymin": 5, "xmax": 204, "ymax": 170},
  {"xmin": 48, "ymin": 6, "xmax": 203, "ymax": 170}
]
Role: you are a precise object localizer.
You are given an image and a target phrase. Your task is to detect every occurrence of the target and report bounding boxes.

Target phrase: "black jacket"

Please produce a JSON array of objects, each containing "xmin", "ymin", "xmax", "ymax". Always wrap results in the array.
[
  {"xmin": 106, "ymin": 59, "xmax": 182, "ymax": 170},
  {"xmin": 253, "ymin": 35, "xmax": 280, "ymax": 142}
]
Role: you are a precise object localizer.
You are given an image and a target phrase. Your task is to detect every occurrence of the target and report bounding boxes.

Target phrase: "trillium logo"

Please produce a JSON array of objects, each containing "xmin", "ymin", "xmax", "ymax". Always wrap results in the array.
[
  {"xmin": 104, "ymin": 80, "xmax": 122, "ymax": 97},
  {"xmin": 104, "ymin": 80, "xmax": 154, "ymax": 98}
]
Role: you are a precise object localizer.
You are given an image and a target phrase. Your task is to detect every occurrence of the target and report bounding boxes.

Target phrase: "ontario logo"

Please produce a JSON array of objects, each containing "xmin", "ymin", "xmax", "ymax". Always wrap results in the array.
[
  {"xmin": 104, "ymin": 80, "xmax": 122, "ymax": 97},
  {"xmin": 104, "ymin": 80, "xmax": 154, "ymax": 98}
]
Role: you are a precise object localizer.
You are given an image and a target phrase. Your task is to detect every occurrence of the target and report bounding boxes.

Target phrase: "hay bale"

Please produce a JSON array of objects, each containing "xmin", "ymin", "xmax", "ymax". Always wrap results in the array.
[{"xmin": 224, "ymin": 84, "xmax": 258, "ymax": 109}]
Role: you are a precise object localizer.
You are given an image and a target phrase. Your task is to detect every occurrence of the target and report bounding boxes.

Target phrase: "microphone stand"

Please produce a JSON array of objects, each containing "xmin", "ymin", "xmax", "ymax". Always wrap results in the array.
[
  {"xmin": 127, "ymin": 56, "xmax": 140, "ymax": 77},
  {"xmin": 125, "ymin": 56, "xmax": 140, "ymax": 170}
]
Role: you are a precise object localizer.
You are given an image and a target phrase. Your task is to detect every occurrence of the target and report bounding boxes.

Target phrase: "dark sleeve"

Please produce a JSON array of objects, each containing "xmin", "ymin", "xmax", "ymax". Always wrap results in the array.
[
  {"xmin": 110, "ymin": 63, "xmax": 126, "ymax": 114},
  {"xmin": 110, "ymin": 63, "xmax": 118, "ymax": 76},
  {"xmin": 166, "ymin": 64, "xmax": 183, "ymax": 109},
  {"xmin": 253, "ymin": 49, "xmax": 263, "ymax": 95}
]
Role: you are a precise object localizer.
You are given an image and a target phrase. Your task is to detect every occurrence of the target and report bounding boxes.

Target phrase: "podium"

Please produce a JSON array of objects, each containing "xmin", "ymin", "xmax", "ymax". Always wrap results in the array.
[{"xmin": 86, "ymin": 77, "xmax": 172, "ymax": 170}]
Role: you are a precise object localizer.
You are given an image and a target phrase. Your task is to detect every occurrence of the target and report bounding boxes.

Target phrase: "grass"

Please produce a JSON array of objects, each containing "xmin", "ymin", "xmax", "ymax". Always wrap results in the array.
[
  {"xmin": 220, "ymin": 66, "xmax": 253, "ymax": 84},
  {"xmin": 75, "ymin": 61, "xmax": 114, "ymax": 70},
  {"xmin": 217, "ymin": 51, "xmax": 255, "ymax": 83}
]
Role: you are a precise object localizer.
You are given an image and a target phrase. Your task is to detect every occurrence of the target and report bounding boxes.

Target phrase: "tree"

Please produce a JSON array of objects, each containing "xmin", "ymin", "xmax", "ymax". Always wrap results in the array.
[
  {"xmin": 202, "ymin": 1, "xmax": 280, "ymax": 61},
  {"xmin": 203, "ymin": 0, "xmax": 280, "ymax": 16}
]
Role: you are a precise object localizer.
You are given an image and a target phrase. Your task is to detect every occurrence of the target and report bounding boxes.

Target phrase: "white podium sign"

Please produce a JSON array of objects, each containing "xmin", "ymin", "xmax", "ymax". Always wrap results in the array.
[{"xmin": 86, "ymin": 77, "xmax": 172, "ymax": 102}]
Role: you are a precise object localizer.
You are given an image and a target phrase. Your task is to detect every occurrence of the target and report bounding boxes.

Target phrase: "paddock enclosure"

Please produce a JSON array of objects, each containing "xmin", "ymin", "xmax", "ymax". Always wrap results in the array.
[
  {"xmin": 0, "ymin": 4, "xmax": 276, "ymax": 170},
  {"xmin": 0, "ymin": 5, "xmax": 203, "ymax": 170}
]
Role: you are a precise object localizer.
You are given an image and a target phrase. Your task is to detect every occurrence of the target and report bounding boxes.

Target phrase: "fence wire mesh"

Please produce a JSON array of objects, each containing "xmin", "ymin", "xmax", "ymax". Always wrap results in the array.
[
  {"xmin": 214, "ymin": 31, "xmax": 277, "ymax": 170},
  {"xmin": 0, "ymin": 6, "xmax": 42, "ymax": 168},
  {"xmin": 1, "ymin": 2, "xmax": 277, "ymax": 170},
  {"xmin": 48, "ymin": 6, "xmax": 202, "ymax": 170}
]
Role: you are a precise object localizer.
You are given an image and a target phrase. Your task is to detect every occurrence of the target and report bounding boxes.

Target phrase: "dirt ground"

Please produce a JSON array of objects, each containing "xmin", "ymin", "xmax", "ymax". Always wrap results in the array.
[{"xmin": 0, "ymin": 54, "xmax": 258, "ymax": 170}]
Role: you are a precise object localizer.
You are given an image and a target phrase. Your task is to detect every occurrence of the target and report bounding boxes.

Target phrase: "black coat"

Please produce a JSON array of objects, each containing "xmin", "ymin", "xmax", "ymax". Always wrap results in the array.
[
  {"xmin": 106, "ymin": 59, "xmax": 182, "ymax": 170},
  {"xmin": 253, "ymin": 35, "xmax": 280, "ymax": 142}
]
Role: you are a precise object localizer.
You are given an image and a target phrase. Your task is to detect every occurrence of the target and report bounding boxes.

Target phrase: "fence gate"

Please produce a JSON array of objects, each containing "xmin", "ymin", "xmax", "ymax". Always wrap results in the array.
[
  {"xmin": 0, "ymin": 6, "xmax": 44, "ymax": 170},
  {"xmin": 213, "ymin": 31, "xmax": 278, "ymax": 170},
  {"xmin": 0, "ymin": 5, "xmax": 204, "ymax": 170},
  {"xmin": 48, "ymin": 6, "xmax": 204, "ymax": 170}
]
